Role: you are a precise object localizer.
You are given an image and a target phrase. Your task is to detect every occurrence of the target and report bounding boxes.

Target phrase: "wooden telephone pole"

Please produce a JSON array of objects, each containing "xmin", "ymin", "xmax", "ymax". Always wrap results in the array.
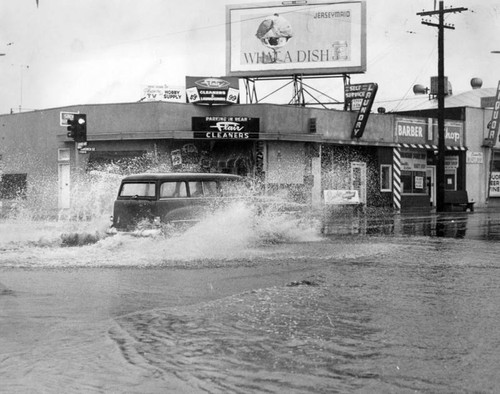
[{"xmin": 417, "ymin": 1, "xmax": 467, "ymax": 212}]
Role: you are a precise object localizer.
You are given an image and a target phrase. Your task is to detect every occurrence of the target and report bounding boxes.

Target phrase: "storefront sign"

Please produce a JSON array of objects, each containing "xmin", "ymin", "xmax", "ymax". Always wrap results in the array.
[
  {"xmin": 466, "ymin": 151, "xmax": 483, "ymax": 164},
  {"xmin": 445, "ymin": 156, "xmax": 459, "ymax": 169},
  {"xmin": 490, "ymin": 171, "xmax": 500, "ymax": 197},
  {"xmin": 345, "ymin": 83, "xmax": 374, "ymax": 111},
  {"xmin": 350, "ymin": 83, "xmax": 377, "ymax": 139},
  {"xmin": 186, "ymin": 76, "xmax": 239, "ymax": 105},
  {"xmin": 396, "ymin": 117, "xmax": 464, "ymax": 146},
  {"xmin": 60, "ymin": 111, "xmax": 79, "ymax": 126},
  {"xmin": 396, "ymin": 118, "xmax": 427, "ymax": 142},
  {"xmin": 324, "ymin": 189, "xmax": 360, "ymax": 205},
  {"xmin": 485, "ymin": 80, "xmax": 500, "ymax": 147},
  {"xmin": 401, "ymin": 151, "xmax": 426, "ymax": 171},
  {"xmin": 432, "ymin": 120, "xmax": 463, "ymax": 145},
  {"xmin": 142, "ymin": 85, "xmax": 185, "ymax": 103},
  {"xmin": 192, "ymin": 116, "xmax": 260, "ymax": 139}
]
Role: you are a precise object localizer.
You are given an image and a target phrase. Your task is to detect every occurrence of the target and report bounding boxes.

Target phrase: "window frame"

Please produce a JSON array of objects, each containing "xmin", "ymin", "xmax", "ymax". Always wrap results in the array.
[{"xmin": 380, "ymin": 164, "xmax": 392, "ymax": 192}]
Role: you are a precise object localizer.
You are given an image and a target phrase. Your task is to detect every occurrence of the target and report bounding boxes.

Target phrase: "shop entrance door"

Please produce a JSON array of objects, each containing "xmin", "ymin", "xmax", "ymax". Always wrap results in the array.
[
  {"xmin": 426, "ymin": 165, "xmax": 436, "ymax": 207},
  {"xmin": 58, "ymin": 163, "xmax": 71, "ymax": 210},
  {"xmin": 351, "ymin": 162, "xmax": 367, "ymax": 204}
]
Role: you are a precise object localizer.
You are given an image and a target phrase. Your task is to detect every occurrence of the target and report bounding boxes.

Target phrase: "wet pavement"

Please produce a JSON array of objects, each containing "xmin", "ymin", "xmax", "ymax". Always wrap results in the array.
[{"xmin": 1, "ymin": 206, "xmax": 500, "ymax": 393}]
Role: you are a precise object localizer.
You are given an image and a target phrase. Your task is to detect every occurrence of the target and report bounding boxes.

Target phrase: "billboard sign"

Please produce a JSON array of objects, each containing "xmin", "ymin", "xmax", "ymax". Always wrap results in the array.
[
  {"xmin": 192, "ymin": 116, "xmax": 260, "ymax": 139},
  {"xmin": 226, "ymin": 1, "xmax": 366, "ymax": 77},
  {"xmin": 142, "ymin": 85, "xmax": 185, "ymax": 103},
  {"xmin": 186, "ymin": 76, "xmax": 239, "ymax": 105}
]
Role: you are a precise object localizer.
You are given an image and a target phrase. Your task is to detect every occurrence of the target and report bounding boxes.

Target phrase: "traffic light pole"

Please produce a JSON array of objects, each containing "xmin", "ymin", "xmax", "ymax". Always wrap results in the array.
[{"xmin": 417, "ymin": 1, "xmax": 467, "ymax": 212}]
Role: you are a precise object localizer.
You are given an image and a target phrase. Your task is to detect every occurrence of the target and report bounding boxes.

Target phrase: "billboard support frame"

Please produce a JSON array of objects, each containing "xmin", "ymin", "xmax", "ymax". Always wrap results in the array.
[{"xmin": 242, "ymin": 73, "xmax": 350, "ymax": 108}]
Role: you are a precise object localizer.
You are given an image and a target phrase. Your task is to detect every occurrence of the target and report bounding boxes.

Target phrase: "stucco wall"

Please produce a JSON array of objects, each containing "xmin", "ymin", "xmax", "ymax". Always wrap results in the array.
[{"xmin": 465, "ymin": 107, "xmax": 493, "ymax": 206}]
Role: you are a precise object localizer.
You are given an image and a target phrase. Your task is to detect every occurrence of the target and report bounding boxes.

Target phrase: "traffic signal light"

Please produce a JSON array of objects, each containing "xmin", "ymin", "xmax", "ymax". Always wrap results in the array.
[{"xmin": 66, "ymin": 114, "xmax": 87, "ymax": 142}]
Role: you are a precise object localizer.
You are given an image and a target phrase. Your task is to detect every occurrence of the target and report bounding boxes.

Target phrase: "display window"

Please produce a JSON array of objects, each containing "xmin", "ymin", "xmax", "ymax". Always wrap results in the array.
[{"xmin": 400, "ymin": 150, "xmax": 427, "ymax": 195}]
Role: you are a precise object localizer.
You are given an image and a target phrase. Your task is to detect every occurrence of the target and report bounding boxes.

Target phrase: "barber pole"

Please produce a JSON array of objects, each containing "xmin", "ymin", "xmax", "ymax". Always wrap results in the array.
[{"xmin": 392, "ymin": 147, "xmax": 402, "ymax": 211}]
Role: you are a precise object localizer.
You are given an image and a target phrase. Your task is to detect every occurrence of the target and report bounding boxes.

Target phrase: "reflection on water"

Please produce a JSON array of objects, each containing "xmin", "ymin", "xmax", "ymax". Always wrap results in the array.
[
  {"xmin": 323, "ymin": 210, "xmax": 500, "ymax": 241},
  {"xmin": 1, "ymin": 205, "xmax": 500, "ymax": 393}
]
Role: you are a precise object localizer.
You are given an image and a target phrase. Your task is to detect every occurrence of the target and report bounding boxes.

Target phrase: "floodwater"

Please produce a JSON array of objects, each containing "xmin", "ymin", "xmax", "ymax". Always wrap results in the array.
[{"xmin": 1, "ymin": 204, "xmax": 500, "ymax": 393}]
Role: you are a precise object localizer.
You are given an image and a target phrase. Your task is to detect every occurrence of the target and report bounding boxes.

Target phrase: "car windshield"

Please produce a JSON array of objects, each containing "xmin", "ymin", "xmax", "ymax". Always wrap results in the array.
[{"xmin": 119, "ymin": 182, "xmax": 156, "ymax": 197}]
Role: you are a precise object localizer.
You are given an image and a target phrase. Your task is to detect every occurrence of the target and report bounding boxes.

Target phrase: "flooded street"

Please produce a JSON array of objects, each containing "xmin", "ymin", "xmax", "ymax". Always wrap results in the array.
[{"xmin": 1, "ymin": 206, "xmax": 500, "ymax": 393}]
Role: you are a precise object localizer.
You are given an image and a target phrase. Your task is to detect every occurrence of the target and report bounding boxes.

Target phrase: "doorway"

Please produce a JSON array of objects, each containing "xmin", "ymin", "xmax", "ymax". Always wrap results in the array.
[
  {"xmin": 351, "ymin": 162, "xmax": 367, "ymax": 204},
  {"xmin": 426, "ymin": 165, "xmax": 436, "ymax": 207},
  {"xmin": 58, "ymin": 163, "xmax": 71, "ymax": 210}
]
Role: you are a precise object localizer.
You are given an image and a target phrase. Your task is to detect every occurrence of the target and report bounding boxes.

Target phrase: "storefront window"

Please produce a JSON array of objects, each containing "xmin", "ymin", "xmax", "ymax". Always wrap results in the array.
[
  {"xmin": 492, "ymin": 150, "xmax": 500, "ymax": 172},
  {"xmin": 380, "ymin": 165, "xmax": 392, "ymax": 192},
  {"xmin": 401, "ymin": 150, "xmax": 427, "ymax": 194},
  {"xmin": 0, "ymin": 173, "xmax": 27, "ymax": 199}
]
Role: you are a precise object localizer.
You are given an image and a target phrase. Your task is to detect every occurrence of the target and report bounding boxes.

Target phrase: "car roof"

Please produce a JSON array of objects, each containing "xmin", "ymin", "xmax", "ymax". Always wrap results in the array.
[{"xmin": 121, "ymin": 172, "xmax": 243, "ymax": 182}]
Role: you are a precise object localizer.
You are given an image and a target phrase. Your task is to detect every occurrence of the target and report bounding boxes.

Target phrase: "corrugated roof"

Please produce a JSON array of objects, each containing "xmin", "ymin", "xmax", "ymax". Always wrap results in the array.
[{"xmin": 382, "ymin": 87, "xmax": 496, "ymax": 113}]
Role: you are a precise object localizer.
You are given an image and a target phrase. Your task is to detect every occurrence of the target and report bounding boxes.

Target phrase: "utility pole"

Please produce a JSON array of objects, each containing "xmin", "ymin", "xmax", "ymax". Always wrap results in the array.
[{"xmin": 417, "ymin": 1, "xmax": 467, "ymax": 212}]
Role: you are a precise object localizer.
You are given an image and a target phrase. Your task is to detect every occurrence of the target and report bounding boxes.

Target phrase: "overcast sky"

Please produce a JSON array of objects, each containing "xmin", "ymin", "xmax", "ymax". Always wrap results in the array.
[{"xmin": 0, "ymin": 0, "xmax": 498, "ymax": 115}]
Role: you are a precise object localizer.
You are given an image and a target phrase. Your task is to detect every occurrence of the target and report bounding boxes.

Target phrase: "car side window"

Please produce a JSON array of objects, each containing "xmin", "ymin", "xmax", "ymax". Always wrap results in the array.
[
  {"xmin": 203, "ymin": 181, "xmax": 219, "ymax": 196},
  {"xmin": 160, "ymin": 181, "xmax": 187, "ymax": 198},
  {"xmin": 188, "ymin": 181, "xmax": 203, "ymax": 197},
  {"xmin": 120, "ymin": 182, "xmax": 156, "ymax": 197}
]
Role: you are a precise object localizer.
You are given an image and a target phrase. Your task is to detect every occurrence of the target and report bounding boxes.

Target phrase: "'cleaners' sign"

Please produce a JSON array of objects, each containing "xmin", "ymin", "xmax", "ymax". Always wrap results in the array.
[{"xmin": 192, "ymin": 116, "xmax": 260, "ymax": 139}]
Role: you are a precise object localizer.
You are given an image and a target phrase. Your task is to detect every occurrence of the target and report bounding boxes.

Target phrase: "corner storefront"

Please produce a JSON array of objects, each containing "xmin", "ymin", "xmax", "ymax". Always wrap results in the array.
[
  {"xmin": 0, "ymin": 101, "xmax": 402, "ymax": 217},
  {"xmin": 393, "ymin": 117, "xmax": 466, "ymax": 211}
]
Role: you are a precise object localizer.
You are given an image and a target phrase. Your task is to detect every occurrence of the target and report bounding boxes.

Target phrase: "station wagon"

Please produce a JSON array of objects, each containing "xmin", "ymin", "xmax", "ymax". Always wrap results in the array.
[{"xmin": 109, "ymin": 172, "xmax": 246, "ymax": 232}]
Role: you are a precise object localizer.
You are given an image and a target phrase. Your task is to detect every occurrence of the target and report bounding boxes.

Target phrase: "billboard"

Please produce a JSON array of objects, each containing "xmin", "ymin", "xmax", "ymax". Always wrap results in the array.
[
  {"xmin": 186, "ymin": 76, "xmax": 239, "ymax": 105},
  {"xmin": 226, "ymin": 0, "xmax": 366, "ymax": 77}
]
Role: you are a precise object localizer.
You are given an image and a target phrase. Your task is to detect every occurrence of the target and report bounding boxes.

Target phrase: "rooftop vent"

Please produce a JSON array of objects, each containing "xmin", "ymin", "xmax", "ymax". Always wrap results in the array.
[{"xmin": 470, "ymin": 77, "xmax": 483, "ymax": 89}]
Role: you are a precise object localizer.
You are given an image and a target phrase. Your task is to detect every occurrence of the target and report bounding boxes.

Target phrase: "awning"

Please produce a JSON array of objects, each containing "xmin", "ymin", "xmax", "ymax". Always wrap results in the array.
[{"xmin": 397, "ymin": 143, "xmax": 467, "ymax": 151}]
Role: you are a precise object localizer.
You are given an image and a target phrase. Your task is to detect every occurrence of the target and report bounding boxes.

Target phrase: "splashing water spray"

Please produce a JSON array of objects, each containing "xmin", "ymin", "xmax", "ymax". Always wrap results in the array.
[{"xmin": 0, "ymin": 153, "xmax": 322, "ymax": 251}]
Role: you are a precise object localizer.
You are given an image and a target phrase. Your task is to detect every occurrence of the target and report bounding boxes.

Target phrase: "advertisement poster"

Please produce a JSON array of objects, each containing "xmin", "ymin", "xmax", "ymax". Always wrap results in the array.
[
  {"xmin": 490, "ymin": 171, "xmax": 500, "ymax": 197},
  {"xmin": 227, "ymin": 1, "xmax": 366, "ymax": 76}
]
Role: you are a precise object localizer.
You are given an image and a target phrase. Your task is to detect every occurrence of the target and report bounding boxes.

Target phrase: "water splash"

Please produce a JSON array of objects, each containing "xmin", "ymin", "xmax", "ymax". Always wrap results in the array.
[{"xmin": 0, "ymin": 199, "xmax": 323, "ymax": 267}]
